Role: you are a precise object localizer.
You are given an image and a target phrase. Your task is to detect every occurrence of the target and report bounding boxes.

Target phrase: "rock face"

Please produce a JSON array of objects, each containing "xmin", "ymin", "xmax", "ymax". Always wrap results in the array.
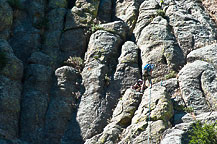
[
  {"xmin": 166, "ymin": 0, "xmax": 217, "ymax": 57},
  {"xmin": 77, "ymin": 30, "xmax": 122, "ymax": 140},
  {"xmin": 161, "ymin": 112, "xmax": 217, "ymax": 144},
  {"xmin": 117, "ymin": 86, "xmax": 173, "ymax": 144},
  {"xmin": 43, "ymin": 66, "xmax": 82, "ymax": 144},
  {"xmin": 178, "ymin": 60, "xmax": 214, "ymax": 114},
  {"xmin": 0, "ymin": 0, "xmax": 217, "ymax": 144},
  {"xmin": 0, "ymin": 39, "xmax": 23, "ymax": 139},
  {"xmin": 85, "ymin": 89, "xmax": 143, "ymax": 144},
  {"xmin": 0, "ymin": 0, "xmax": 13, "ymax": 39}
]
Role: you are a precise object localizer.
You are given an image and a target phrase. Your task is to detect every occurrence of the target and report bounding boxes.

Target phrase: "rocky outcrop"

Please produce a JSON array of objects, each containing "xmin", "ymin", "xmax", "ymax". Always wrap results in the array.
[
  {"xmin": 165, "ymin": 0, "xmax": 217, "ymax": 57},
  {"xmin": 43, "ymin": 66, "xmax": 82, "ymax": 144},
  {"xmin": 20, "ymin": 60, "xmax": 52, "ymax": 143},
  {"xmin": 119, "ymin": 86, "xmax": 173, "ymax": 144},
  {"xmin": 0, "ymin": 0, "xmax": 13, "ymax": 39},
  {"xmin": 187, "ymin": 44, "xmax": 217, "ymax": 110},
  {"xmin": 135, "ymin": 2, "xmax": 185, "ymax": 81},
  {"xmin": 98, "ymin": 0, "xmax": 112, "ymax": 22},
  {"xmin": 42, "ymin": 7, "xmax": 66, "ymax": 67},
  {"xmin": 161, "ymin": 112, "xmax": 217, "ymax": 144},
  {"xmin": 9, "ymin": 24, "xmax": 41, "ymax": 64},
  {"xmin": 0, "ymin": 39, "xmax": 23, "ymax": 139},
  {"xmin": 85, "ymin": 89, "xmax": 142, "ymax": 144},
  {"xmin": 187, "ymin": 43, "xmax": 217, "ymax": 68},
  {"xmin": 99, "ymin": 21, "xmax": 128, "ymax": 40},
  {"xmin": 77, "ymin": 30, "xmax": 122, "ymax": 140},
  {"xmin": 178, "ymin": 60, "xmax": 214, "ymax": 114},
  {"xmin": 0, "ymin": 0, "xmax": 217, "ymax": 143},
  {"xmin": 133, "ymin": 0, "xmax": 159, "ymax": 41},
  {"xmin": 202, "ymin": 0, "xmax": 217, "ymax": 24},
  {"xmin": 65, "ymin": 0, "xmax": 100, "ymax": 29}
]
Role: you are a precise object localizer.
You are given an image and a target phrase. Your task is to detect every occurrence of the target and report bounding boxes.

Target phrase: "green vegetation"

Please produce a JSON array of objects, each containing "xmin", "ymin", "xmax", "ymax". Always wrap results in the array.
[
  {"xmin": 64, "ymin": 56, "xmax": 84, "ymax": 72},
  {"xmin": 160, "ymin": 0, "xmax": 164, "ymax": 7},
  {"xmin": 93, "ymin": 47, "xmax": 105, "ymax": 60},
  {"xmin": 164, "ymin": 71, "xmax": 177, "ymax": 80},
  {"xmin": 184, "ymin": 107, "xmax": 194, "ymax": 113},
  {"xmin": 93, "ymin": 51, "xmax": 102, "ymax": 60},
  {"xmin": 91, "ymin": 23, "xmax": 101, "ymax": 33},
  {"xmin": 188, "ymin": 120, "xmax": 217, "ymax": 144},
  {"xmin": 157, "ymin": 10, "xmax": 166, "ymax": 18},
  {"xmin": 7, "ymin": 0, "xmax": 23, "ymax": 10},
  {"xmin": 104, "ymin": 74, "xmax": 111, "ymax": 86},
  {"xmin": 0, "ymin": 51, "xmax": 7, "ymax": 69}
]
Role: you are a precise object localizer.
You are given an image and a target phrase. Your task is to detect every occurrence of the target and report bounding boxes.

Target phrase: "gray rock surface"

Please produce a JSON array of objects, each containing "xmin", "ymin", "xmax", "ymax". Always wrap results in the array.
[
  {"xmin": 0, "ymin": 0, "xmax": 13, "ymax": 39},
  {"xmin": 187, "ymin": 43, "xmax": 217, "ymax": 68},
  {"xmin": 0, "ymin": 139, "xmax": 28, "ymax": 144},
  {"xmin": 178, "ymin": 60, "xmax": 214, "ymax": 114},
  {"xmin": 118, "ymin": 86, "xmax": 173, "ymax": 144},
  {"xmin": 133, "ymin": 0, "xmax": 159, "ymax": 41},
  {"xmin": 20, "ymin": 64, "xmax": 52, "ymax": 143},
  {"xmin": 28, "ymin": 52, "xmax": 52, "ymax": 66},
  {"xmin": 60, "ymin": 28, "xmax": 87, "ymax": 57},
  {"xmin": 65, "ymin": 0, "xmax": 100, "ymax": 29},
  {"xmin": 0, "ymin": 76, "xmax": 22, "ymax": 139},
  {"xmin": 161, "ymin": 112, "xmax": 217, "ymax": 144},
  {"xmin": 0, "ymin": 40, "xmax": 23, "ymax": 140},
  {"xmin": 112, "ymin": 41, "xmax": 141, "ymax": 95},
  {"xmin": 77, "ymin": 30, "xmax": 122, "ymax": 140},
  {"xmin": 0, "ymin": 0, "xmax": 217, "ymax": 143},
  {"xmin": 137, "ymin": 15, "xmax": 185, "ymax": 82},
  {"xmin": 114, "ymin": 0, "xmax": 142, "ymax": 33},
  {"xmin": 160, "ymin": 123, "xmax": 191, "ymax": 144},
  {"xmin": 98, "ymin": 0, "xmax": 112, "ymax": 22},
  {"xmin": 47, "ymin": 8, "xmax": 66, "ymax": 32},
  {"xmin": 166, "ymin": 0, "xmax": 217, "ymax": 57},
  {"xmin": 85, "ymin": 89, "xmax": 142, "ymax": 144},
  {"xmin": 85, "ymin": 41, "xmax": 141, "ymax": 143},
  {"xmin": 0, "ymin": 39, "xmax": 23, "ymax": 80},
  {"xmin": 43, "ymin": 66, "xmax": 82, "ymax": 144},
  {"xmin": 42, "ymin": 8, "xmax": 66, "ymax": 67},
  {"xmin": 201, "ymin": 69, "xmax": 217, "ymax": 110},
  {"xmin": 26, "ymin": 0, "xmax": 46, "ymax": 26},
  {"xmin": 99, "ymin": 21, "xmax": 128, "ymax": 40},
  {"xmin": 48, "ymin": 0, "xmax": 68, "ymax": 9},
  {"xmin": 9, "ymin": 23, "xmax": 41, "ymax": 64}
]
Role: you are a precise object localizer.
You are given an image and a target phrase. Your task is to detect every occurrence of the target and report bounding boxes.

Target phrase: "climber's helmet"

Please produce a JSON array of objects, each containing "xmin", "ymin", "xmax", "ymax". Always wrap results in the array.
[
  {"xmin": 144, "ymin": 64, "xmax": 154, "ymax": 72},
  {"xmin": 138, "ymin": 79, "xmax": 143, "ymax": 85}
]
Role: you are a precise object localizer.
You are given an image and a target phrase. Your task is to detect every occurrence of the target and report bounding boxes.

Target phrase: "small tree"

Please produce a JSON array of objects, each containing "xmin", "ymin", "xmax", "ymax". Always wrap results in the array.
[
  {"xmin": 188, "ymin": 120, "xmax": 217, "ymax": 144},
  {"xmin": 64, "ymin": 56, "xmax": 84, "ymax": 72}
]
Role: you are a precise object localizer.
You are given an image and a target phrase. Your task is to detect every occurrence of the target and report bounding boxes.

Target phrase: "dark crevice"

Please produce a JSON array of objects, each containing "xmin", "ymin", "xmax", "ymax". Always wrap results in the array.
[
  {"xmin": 68, "ymin": 0, "xmax": 76, "ymax": 9},
  {"xmin": 155, "ymin": 99, "xmax": 159, "ymax": 105},
  {"xmin": 111, "ymin": 0, "xmax": 116, "ymax": 22},
  {"xmin": 137, "ymin": 48, "xmax": 143, "ymax": 78},
  {"xmin": 161, "ymin": 55, "xmax": 168, "ymax": 65},
  {"xmin": 59, "ymin": 10, "xmax": 68, "ymax": 51}
]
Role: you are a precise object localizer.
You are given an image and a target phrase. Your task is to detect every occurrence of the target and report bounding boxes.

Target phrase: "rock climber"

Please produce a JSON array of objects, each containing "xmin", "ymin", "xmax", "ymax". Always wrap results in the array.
[
  {"xmin": 131, "ymin": 79, "xmax": 144, "ymax": 92},
  {"xmin": 141, "ymin": 64, "xmax": 154, "ymax": 91}
]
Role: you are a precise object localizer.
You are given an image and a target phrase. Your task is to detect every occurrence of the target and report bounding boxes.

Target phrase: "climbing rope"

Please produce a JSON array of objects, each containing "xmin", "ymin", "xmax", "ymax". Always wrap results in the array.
[{"xmin": 147, "ymin": 85, "xmax": 152, "ymax": 144}]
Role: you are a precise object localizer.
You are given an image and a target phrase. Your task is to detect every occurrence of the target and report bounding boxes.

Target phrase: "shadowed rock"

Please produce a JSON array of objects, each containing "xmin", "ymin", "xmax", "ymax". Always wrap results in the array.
[
  {"xmin": 0, "ymin": 0, "xmax": 13, "ymax": 39},
  {"xmin": 0, "ymin": 39, "xmax": 23, "ymax": 139}
]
